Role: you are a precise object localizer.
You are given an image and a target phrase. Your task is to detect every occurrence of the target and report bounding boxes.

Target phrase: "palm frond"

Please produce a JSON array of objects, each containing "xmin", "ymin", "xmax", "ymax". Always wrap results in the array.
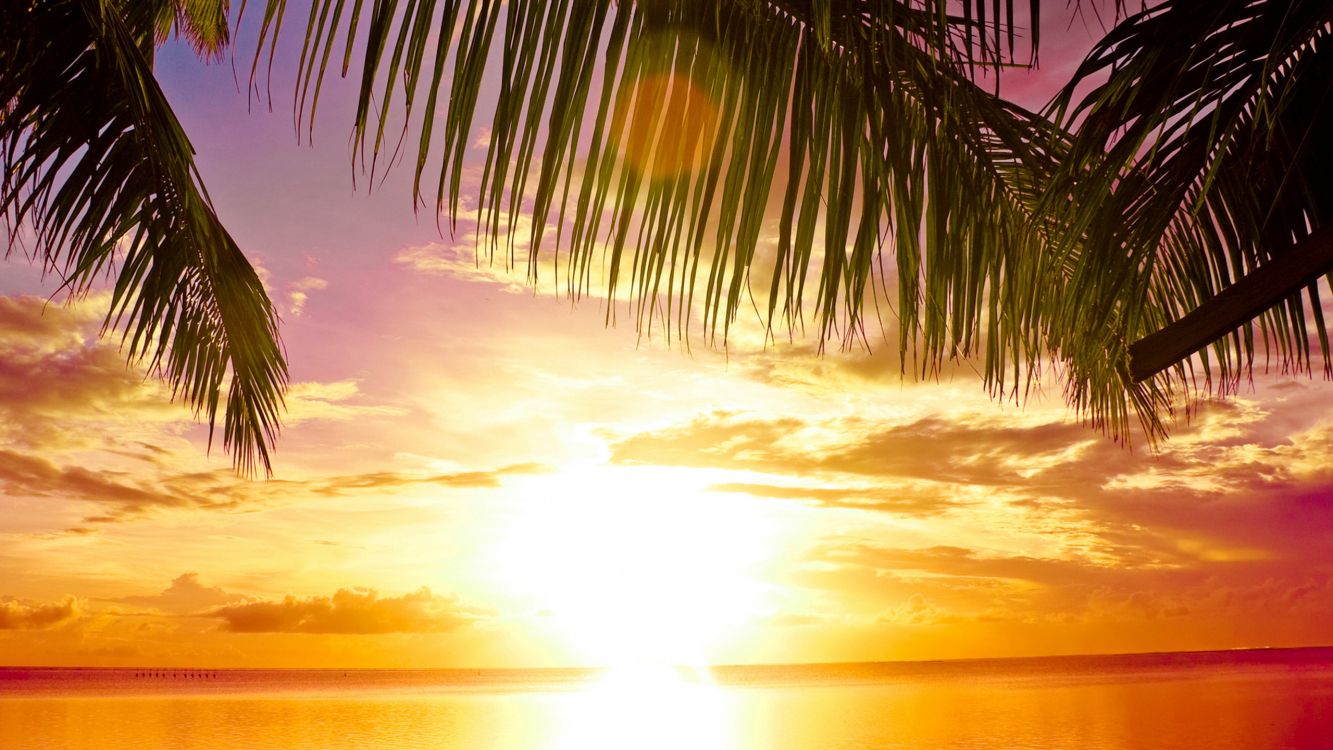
[
  {"xmin": 1, "ymin": 0, "xmax": 287, "ymax": 475},
  {"xmin": 157, "ymin": 0, "xmax": 233, "ymax": 60},
  {"xmin": 1041, "ymin": 0, "xmax": 1333, "ymax": 437},
  {"xmin": 254, "ymin": 0, "xmax": 1070, "ymax": 403}
]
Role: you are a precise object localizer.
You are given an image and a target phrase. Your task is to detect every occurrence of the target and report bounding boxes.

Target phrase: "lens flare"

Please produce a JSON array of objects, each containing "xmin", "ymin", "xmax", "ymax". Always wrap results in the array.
[{"xmin": 611, "ymin": 73, "xmax": 719, "ymax": 180}]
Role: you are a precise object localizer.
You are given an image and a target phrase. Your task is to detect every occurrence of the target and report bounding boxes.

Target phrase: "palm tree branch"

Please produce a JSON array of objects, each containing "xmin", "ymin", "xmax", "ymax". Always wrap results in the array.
[
  {"xmin": 251, "ymin": 0, "xmax": 1071, "ymax": 402},
  {"xmin": 1040, "ymin": 0, "xmax": 1333, "ymax": 429},
  {"xmin": 1, "ymin": 0, "xmax": 288, "ymax": 475}
]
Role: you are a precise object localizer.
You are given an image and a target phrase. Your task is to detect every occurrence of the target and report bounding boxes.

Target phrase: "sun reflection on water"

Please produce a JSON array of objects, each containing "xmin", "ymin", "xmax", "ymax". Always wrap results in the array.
[{"xmin": 544, "ymin": 665, "xmax": 736, "ymax": 750}]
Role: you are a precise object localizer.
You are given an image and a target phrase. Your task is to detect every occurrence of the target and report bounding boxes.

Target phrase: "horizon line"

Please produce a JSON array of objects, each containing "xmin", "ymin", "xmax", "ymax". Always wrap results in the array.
[{"xmin": 6, "ymin": 643, "xmax": 1332, "ymax": 672}]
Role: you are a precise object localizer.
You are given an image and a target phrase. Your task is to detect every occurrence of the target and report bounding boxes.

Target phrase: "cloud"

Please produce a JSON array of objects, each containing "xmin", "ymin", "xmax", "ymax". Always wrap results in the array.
[
  {"xmin": 393, "ymin": 242, "xmax": 531, "ymax": 293},
  {"xmin": 283, "ymin": 380, "xmax": 406, "ymax": 424},
  {"xmin": 737, "ymin": 339, "xmax": 984, "ymax": 394},
  {"xmin": 611, "ymin": 399, "xmax": 1333, "ymax": 511},
  {"xmin": 816, "ymin": 416, "xmax": 1104, "ymax": 485},
  {"xmin": 286, "ymin": 276, "xmax": 328, "ymax": 317},
  {"xmin": 0, "ymin": 449, "xmax": 545, "ymax": 526},
  {"xmin": 0, "ymin": 296, "xmax": 176, "ymax": 449},
  {"xmin": 0, "ymin": 294, "xmax": 533, "ymax": 528},
  {"xmin": 610, "ymin": 411, "xmax": 807, "ymax": 472},
  {"xmin": 879, "ymin": 593, "xmax": 948, "ymax": 626},
  {"xmin": 802, "ymin": 539, "xmax": 1333, "ymax": 628},
  {"xmin": 0, "ymin": 597, "xmax": 80, "ymax": 630},
  {"xmin": 708, "ymin": 482, "xmax": 960, "ymax": 517},
  {"xmin": 391, "ymin": 210, "xmax": 624, "ymax": 302},
  {"xmin": 303, "ymin": 461, "xmax": 549, "ymax": 496},
  {"xmin": 0, "ymin": 449, "xmax": 241, "ymax": 522},
  {"xmin": 0, "ymin": 294, "xmax": 407, "ymax": 447},
  {"xmin": 611, "ymin": 410, "xmax": 1102, "ymax": 485},
  {"xmin": 209, "ymin": 587, "xmax": 476, "ymax": 634},
  {"xmin": 820, "ymin": 543, "xmax": 1098, "ymax": 588},
  {"xmin": 617, "ymin": 396, "xmax": 1333, "ymax": 612},
  {"xmin": 0, "ymin": 295, "xmax": 103, "ymax": 351},
  {"xmin": 116, "ymin": 573, "xmax": 247, "ymax": 613}
]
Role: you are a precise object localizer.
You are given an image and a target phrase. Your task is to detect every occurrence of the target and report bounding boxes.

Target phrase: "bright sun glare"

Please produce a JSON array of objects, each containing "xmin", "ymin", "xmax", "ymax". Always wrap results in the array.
[
  {"xmin": 492, "ymin": 466, "xmax": 780, "ymax": 668},
  {"xmin": 545, "ymin": 664, "xmax": 736, "ymax": 750}
]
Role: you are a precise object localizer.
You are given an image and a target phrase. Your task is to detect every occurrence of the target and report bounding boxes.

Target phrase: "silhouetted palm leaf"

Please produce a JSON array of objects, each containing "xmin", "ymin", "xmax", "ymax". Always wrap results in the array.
[
  {"xmin": 253, "ymin": 0, "xmax": 1072, "ymax": 409},
  {"xmin": 15, "ymin": 0, "xmax": 1323, "ymax": 470},
  {"xmin": 2, "ymin": 0, "xmax": 287, "ymax": 475},
  {"xmin": 1042, "ymin": 0, "xmax": 1333, "ymax": 436}
]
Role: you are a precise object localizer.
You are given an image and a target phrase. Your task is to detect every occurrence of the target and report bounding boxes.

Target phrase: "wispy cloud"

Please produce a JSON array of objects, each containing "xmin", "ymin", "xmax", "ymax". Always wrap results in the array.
[
  {"xmin": 393, "ymin": 241, "xmax": 530, "ymax": 293},
  {"xmin": 304, "ymin": 461, "xmax": 548, "ymax": 496},
  {"xmin": 286, "ymin": 276, "xmax": 328, "ymax": 317},
  {"xmin": 709, "ymin": 481, "xmax": 961, "ymax": 517},
  {"xmin": 0, "ymin": 448, "xmax": 547, "ymax": 526}
]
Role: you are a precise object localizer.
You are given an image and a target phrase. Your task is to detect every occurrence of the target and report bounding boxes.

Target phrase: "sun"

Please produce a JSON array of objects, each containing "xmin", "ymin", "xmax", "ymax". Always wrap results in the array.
[{"xmin": 488, "ymin": 465, "xmax": 781, "ymax": 668}]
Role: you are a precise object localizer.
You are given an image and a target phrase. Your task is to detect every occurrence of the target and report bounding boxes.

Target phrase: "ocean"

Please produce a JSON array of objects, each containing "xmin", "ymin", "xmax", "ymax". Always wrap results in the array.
[{"xmin": 2, "ymin": 647, "xmax": 1331, "ymax": 749}]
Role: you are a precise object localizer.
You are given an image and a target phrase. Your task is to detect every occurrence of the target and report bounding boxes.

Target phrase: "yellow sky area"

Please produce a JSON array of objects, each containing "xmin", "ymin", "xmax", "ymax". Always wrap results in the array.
[{"xmin": 4, "ymin": 281, "xmax": 1333, "ymax": 669}]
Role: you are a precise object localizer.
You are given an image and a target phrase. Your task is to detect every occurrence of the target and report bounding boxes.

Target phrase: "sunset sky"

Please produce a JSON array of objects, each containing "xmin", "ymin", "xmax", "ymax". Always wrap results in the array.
[{"xmin": 2, "ymin": 4, "xmax": 1333, "ymax": 670}]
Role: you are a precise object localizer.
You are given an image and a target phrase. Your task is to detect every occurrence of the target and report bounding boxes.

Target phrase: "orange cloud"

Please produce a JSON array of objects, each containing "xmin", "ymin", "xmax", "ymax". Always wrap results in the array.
[
  {"xmin": 0, "ymin": 449, "xmax": 239, "ymax": 521},
  {"xmin": 611, "ymin": 411, "xmax": 807, "ymax": 472},
  {"xmin": 709, "ymin": 482, "xmax": 960, "ymax": 517},
  {"xmin": 613, "ymin": 410, "xmax": 1109, "ymax": 485},
  {"xmin": 0, "ymin": 450, "xmax": 546, "ymax": 527},
  {"xmin": 117, "ymin": 573, "xmax": 246, "ymax": 613},
  {"xmin": 0, "ymin": 597, "xmax": 80, "ymax": 630},
  {"xmin": 799, "ymin": 539, "xmax": 1333, "ymax": 632},
  {"xmin": 209, "ymin": 587, "xmax": 476, "ymax": 634},
  {"xmin": 0, "ymin": 295, "xmax": 103, "ymax": 351},
  {"xmin": 304, "ymin": 461, "xmax": 548, "ymax": 495},
  {"xmin": 0, "ymin": 297, "xmax": 175, "ymax": 448}
]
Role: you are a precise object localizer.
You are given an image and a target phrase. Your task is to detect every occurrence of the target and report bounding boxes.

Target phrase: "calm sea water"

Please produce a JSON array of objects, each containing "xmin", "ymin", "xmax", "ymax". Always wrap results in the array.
[{"xmin": 2, "ymin": 648, "xmax": 1331, "ymax": 749}]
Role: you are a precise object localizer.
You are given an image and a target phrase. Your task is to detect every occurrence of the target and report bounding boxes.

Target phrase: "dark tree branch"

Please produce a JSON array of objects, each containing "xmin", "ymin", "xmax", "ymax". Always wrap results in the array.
[{"xmin": 1130, "ymin": 225, "xmax": 1333, "ymax": 382}]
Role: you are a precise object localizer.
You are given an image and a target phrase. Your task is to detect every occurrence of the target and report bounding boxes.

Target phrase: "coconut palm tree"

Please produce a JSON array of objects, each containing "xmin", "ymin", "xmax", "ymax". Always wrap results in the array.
[{"xmin": 2, "ymin": 0, "xmax": 286, "ymax": 475}]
